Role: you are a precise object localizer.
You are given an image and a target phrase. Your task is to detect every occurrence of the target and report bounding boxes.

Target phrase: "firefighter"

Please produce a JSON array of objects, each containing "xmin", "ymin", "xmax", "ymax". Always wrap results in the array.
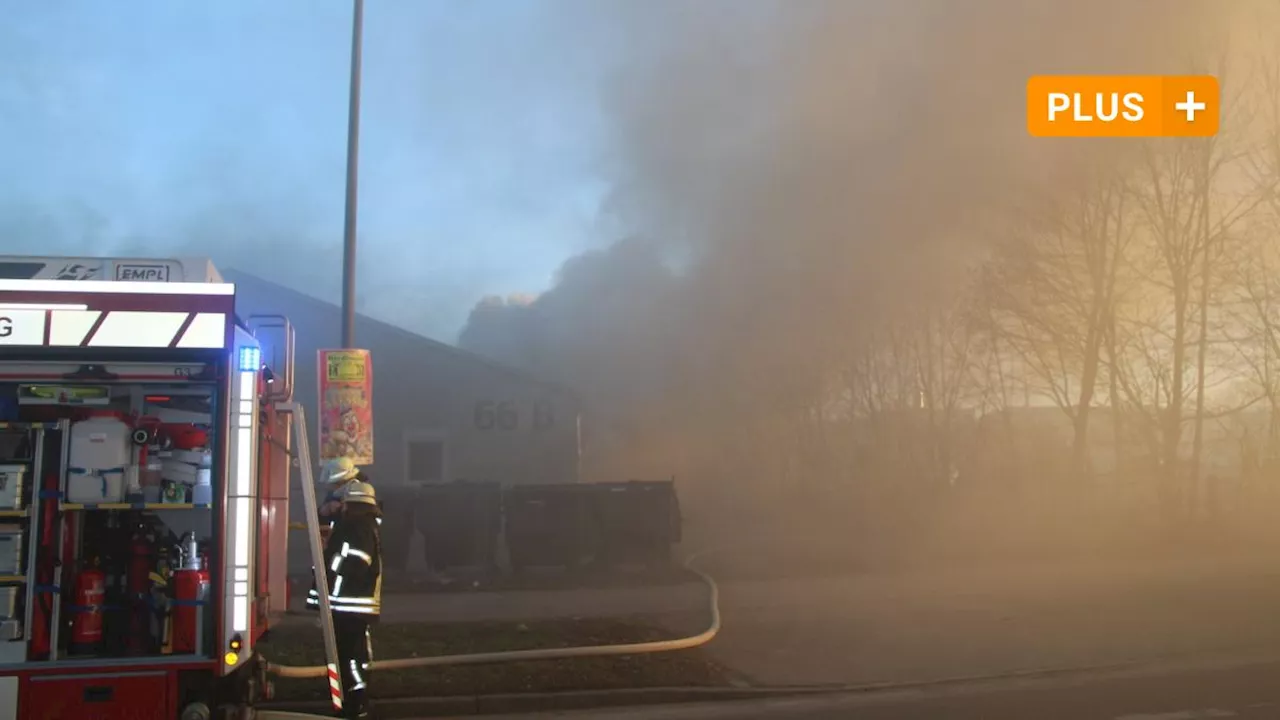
[{"xmin": 307, "ymin": 469, "xmax": 383, "ymax": 719}]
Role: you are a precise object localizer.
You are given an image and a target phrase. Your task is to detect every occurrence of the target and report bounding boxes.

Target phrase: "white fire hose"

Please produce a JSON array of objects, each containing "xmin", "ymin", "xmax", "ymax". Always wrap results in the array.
[{"xmin": 265, "ymin": 552, "xmax": 721, "ymax": 679}]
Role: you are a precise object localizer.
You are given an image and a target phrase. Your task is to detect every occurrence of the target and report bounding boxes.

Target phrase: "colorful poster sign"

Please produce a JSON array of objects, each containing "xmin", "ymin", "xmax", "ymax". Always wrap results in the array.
[{"xmin": 318, "ymin": 349, "xmax": 374, "ymax": 464}]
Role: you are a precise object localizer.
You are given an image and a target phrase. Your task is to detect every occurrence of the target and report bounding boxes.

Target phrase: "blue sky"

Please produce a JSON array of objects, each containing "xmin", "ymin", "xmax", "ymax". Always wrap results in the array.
[{"xmin": 0, "ymin": 1, "xmax": 617, "ymax": 339}]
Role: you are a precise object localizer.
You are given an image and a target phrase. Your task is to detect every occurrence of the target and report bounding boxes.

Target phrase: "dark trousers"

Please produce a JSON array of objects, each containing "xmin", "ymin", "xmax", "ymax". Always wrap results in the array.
[{"xmin": 334, "ymin": 613, "xmax": 374, "ymax": 719}]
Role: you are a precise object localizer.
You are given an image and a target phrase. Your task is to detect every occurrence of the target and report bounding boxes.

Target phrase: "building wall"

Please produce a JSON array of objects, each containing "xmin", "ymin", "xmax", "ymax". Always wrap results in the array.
[{"xmin": 225, "ymin": 271, "xmax": 581, "ymax": 573}]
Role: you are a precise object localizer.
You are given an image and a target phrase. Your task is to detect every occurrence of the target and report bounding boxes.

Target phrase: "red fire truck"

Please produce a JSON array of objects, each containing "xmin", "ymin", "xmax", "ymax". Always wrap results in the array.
[{"xmin": 0, "ymin": 256, "xmax": 303, "ymax": 719}]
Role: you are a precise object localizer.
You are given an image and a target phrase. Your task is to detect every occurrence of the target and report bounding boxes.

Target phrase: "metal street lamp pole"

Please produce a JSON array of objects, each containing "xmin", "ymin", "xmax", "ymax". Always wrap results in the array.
[{"xmin": 340, "ymin": 0, "xmax": 365, "ymax": 348}]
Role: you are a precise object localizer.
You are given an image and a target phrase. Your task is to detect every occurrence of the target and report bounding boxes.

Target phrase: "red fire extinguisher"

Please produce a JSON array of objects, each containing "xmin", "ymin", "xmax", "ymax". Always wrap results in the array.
[
  {"xmin": 70, "ymin": 560, "xmax": 106, "ymax": 654},
  {"xmin": 126, "ymin": 528, "xmax": 154, "ymax": 654},
  {"xmin": 171, "ymin": 567, "xmax": 209, "ymax": 654},
  {"xmin": 28, "ymin": 473, "xmax": 59, "ymax": 659},
  {"xmin": 171, "ymin": 533, "xmax": 209, "ymax": 654}
]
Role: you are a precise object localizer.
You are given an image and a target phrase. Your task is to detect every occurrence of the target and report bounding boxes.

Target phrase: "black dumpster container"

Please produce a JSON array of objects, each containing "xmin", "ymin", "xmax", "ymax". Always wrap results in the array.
[
  {"xmin": 415, "ymin": 482, "xmax": 503, "ymax": 571},
  {"xmin": 503, "ymin": 484, "xmax": 600, "ymax": 571},
  {"xmin": 591, "ymin": 480, "xmax": 682, "ymax": 566}
]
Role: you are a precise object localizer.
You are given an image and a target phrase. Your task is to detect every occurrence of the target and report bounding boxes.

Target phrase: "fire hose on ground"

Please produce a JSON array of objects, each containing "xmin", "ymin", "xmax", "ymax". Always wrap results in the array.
[{"xmin": 264, "ymin": 552, "xmax": 722, "ymax": 680}]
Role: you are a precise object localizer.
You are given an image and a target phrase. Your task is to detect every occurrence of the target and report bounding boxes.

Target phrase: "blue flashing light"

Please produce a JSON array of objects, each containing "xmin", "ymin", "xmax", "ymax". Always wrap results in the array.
[{"xmin": 238, "ymin": 346, "xmax": 262, "ymax": 373}]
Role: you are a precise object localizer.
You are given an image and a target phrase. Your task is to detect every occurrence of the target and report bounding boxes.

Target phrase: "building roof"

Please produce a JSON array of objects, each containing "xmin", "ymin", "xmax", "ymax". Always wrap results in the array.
[{"xmin": 222, "ymin": 268, "xmax": 580, "ymax": 403}]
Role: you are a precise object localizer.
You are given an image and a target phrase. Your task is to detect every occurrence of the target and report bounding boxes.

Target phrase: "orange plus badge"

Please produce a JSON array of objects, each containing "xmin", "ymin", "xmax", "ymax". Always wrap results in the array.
[{"xmin": 1026, "ymin": 75, "xmax": 1219, "ymax": 138}]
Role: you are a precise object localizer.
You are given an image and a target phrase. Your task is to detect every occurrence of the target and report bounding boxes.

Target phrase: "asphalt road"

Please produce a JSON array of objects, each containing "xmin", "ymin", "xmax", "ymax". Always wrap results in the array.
[
  {"xmin": 691, "ymin": 553, "xmax": 1280, "ymax": 687},
  {"xmin": 358, "ymin": 549, "xmax": 1280, "ymax": 693},
  {"xmin": 280, "ymin": 547, "xmax": 1280, "ymax": 719},
  {"xmin": 487, "ymin": 657, "xmax": 1280, "ymax": 719}
]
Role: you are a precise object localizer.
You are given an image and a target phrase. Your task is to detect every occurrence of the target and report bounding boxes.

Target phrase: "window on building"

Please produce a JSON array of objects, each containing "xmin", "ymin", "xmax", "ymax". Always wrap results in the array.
[{"xmin": 406, "ymin": 437, "xmax": 446, "ymax": 483}]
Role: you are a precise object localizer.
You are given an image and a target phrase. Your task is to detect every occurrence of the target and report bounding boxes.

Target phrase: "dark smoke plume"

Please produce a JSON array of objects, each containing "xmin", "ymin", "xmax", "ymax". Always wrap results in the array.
[{"xmin": 462, "ymin": 0, "xmax": 1248, "ymax": 499}]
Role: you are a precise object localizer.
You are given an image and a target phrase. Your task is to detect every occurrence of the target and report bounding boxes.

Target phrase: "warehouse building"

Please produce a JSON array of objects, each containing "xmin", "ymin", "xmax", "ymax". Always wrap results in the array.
[{"xmin": 223, "ymin": 269, "xmax": 583, "ymax": 573}]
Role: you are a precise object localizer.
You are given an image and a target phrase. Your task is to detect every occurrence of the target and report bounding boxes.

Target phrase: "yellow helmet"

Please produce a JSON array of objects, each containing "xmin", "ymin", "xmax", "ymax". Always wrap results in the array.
[
  {"xmin": 320, "ymin": 456, "xmax": 359, "ymax": 486},
  {"xmin": 341, "ymin": 480, "xmax": 377, "ymax": 506}
]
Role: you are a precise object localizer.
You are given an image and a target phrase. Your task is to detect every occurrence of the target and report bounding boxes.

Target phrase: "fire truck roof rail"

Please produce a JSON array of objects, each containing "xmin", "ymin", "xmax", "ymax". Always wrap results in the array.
[
  {"xmin": 0, "ymin": 259, "xmax": 237, "ymax": 349},
  {"xmin": 0, "ymin": 256, "xmax": 224, "ymax": 284}
]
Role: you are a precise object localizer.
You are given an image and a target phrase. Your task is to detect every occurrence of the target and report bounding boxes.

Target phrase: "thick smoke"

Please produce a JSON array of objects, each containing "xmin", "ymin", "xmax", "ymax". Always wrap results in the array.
[{"xmin": 462, "ymin": 1, "xmax": 1249, "ymax": 508}]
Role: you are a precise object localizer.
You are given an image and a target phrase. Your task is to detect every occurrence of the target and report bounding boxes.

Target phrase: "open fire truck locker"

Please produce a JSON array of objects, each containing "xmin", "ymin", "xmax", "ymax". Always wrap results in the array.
[{"xmin": 0, "ymin": 256, "xmax": 306, "ymax": 720}]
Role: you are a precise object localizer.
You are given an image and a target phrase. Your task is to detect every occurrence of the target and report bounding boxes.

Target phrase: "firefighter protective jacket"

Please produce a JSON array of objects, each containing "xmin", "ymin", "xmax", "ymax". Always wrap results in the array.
[{"xmin": 306, "ymin": 503, "xmax": 383, "ymax": 618}]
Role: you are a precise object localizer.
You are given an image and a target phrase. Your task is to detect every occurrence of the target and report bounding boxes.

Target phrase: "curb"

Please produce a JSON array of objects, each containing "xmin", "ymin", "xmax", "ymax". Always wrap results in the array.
[
  {"xmin": 259, "ymin": 686, "xmax": 822, "ymax": 718},
  {"xmin": 256, "ymin": 662, "xmax": 1135, "ymax": 718},
  {"xmin": 258, "ymin": 649, "xmax": 1280, "ymax": 718},
  {"xmin": 256, "ymin": 664, "xmax": 1146, "ymax": 718}
]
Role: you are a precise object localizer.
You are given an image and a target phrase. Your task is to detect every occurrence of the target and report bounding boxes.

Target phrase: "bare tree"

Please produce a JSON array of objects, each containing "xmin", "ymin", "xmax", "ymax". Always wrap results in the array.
[
  {"xmin": 984, "ymin": 167, "xmax": 1133, "ymax": 480},
  {"xmin": 1124, "ymin": 93, "xmax": 1266, "ymax": 520}
]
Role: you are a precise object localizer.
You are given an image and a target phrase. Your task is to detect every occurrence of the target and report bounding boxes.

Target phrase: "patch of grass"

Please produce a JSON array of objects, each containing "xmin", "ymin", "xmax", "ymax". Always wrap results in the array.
[
  {"xmin": 260, "ymin": 617, "xmax": 732, "ymax": 701},
  {"xmin": 381, "ymin": 564, "xmax": 699, "ymax": 595}
]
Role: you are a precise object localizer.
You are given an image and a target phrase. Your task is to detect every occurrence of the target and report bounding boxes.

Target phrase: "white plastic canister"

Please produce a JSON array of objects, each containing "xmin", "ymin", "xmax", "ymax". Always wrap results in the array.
[
  {"xmin": 66, "ymin": 416, "xmax": 132, "ymax": 504},
  {"xmin": 0, "ymin": 465, "xmax": 25, "ymax": 510},
  {"xmin": 192, "ymin": 468, "xmax": 213, "ymax": 505},
  {"xmin": 0, "ymin": 526, "xmax": 23, "ymax": 575}
]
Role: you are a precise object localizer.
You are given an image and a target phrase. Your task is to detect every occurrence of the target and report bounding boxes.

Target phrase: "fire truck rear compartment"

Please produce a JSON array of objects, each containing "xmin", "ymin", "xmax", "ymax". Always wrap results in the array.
[
  {"xmin": 0, "ymin": 380, "xmax": 218, "ymax": 665},
  {"xmin": 0, "ymin": 262, "xmax": 301, "ymax": 719}
]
